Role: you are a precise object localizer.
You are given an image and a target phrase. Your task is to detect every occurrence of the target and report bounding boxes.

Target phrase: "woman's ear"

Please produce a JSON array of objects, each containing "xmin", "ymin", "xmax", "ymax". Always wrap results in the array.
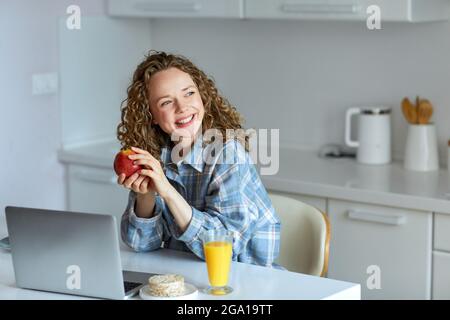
[{"xmin": 150, "ymin": 113, "xmax": 158, "ymax": 125}]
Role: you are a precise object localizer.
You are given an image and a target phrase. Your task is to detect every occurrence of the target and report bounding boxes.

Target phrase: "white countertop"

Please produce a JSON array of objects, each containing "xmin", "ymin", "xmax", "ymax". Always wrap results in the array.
[
  {"xmin": 261, "ymin": 147, "xmax": 450, "ymax": 213},
  {"xmin": 58, "ymin": 140, "xmax": 450, "ymax": 213},
  {"xmin": 0, "ymin": 220, "xmax": 359, "ymax": 300}
]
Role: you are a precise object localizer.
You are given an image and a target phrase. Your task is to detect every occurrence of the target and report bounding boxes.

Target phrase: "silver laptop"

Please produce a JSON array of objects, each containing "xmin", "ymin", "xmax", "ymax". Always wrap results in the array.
[{"xmin": 5, "ymin": 206, "xmax": 155, "ymax": 300}]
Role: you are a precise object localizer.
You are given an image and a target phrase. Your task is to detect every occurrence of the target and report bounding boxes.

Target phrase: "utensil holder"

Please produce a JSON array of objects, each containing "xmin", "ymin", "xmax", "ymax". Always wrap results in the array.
[{"xmin": 404, "ymin": 124, "xmax": 439, "ymax": 171}]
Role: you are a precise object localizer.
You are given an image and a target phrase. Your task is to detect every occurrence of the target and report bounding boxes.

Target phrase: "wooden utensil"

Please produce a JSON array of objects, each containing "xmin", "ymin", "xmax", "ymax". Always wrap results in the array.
[
  {"xmin": 401, "ymin": 97, "xmax": 417, "ymax": 124},
  {"xmin": 417, "ymin": 99, "xmax": 433, "ymax": 124}
]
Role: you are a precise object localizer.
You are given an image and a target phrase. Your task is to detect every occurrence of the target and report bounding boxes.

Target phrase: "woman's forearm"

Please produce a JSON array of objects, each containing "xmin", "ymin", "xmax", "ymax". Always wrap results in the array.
[
  {"xmin": 162, "ymin": 185, "xmax": 193, "ymax": 233},
  {"xmin": 135, "ymin": 192, "xmax": 156, "ymax": 219}
]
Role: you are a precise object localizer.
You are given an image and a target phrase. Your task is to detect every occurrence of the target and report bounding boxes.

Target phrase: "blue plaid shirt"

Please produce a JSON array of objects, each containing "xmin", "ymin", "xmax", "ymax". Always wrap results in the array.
[{"xmin": 121, "ymin": 135, "xmax": 281, "ymax": 268}]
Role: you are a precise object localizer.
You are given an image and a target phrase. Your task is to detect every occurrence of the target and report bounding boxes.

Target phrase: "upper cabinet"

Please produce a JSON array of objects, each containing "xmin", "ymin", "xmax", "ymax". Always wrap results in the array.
[
  {"xmin": 244, "ymin": 0, "xmax": 450, "ymax": 22},
  {"xmin": 107, "ymin": 0, "xmax": 450, "ymax": 22},
  {"xmin": 107, "ymin": 0, "xmax": 244, "ymax": 18}
]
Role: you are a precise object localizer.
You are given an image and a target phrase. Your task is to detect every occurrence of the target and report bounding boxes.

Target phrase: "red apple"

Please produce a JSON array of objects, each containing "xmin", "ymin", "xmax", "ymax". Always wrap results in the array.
[{"xmin": 113, "ymin": 149, "xmax": 142, "ymax": 178}]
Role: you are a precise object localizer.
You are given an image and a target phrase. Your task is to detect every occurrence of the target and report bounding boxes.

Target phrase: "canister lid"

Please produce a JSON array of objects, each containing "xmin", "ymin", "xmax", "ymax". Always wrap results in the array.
[{"xmin": 361, "ymin": 106, "xmax": 391, "ymax": 115}]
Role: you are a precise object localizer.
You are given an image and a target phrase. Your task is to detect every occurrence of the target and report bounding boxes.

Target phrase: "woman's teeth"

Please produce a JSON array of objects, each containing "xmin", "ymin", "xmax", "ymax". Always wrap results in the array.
[{"xmin": 176, "ymin": 114, "xmax": 194, "ymax": 125}]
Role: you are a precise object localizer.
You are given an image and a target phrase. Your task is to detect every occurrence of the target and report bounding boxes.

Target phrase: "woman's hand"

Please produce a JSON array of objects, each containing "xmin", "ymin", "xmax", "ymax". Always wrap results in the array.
[
  {"xmin": 118, "ymin": 170, "xmax": 154, "ymax": 195},
  {"xmin": 123, "ymin": 146, "xmax": 172, "ymax": 198}
]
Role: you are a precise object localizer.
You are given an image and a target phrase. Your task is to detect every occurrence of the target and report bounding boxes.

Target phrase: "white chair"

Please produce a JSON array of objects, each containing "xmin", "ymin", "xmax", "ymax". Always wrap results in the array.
[{"xmin": 269, "ymin": 192, "xmax": 331, "ymax": 277}]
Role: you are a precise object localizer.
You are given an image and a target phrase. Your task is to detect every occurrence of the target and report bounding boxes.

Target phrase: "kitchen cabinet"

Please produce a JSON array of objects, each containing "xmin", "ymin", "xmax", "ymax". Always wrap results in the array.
[
  {"xmin": 68, "ymin": 164, "xmax": 129, "ymax": 235},
  {"xmin": 107, "ymin": 0, "xmax": 244, "ymax": 18},
  {"xmin": 107, "ymin": 0, "xmax": 449, "ymax": 22},
  {"xmin": 245, "ymin": 0, "xmax": 450, "ymax": 22},
  {"xmin": 327, "ymin": 199, "xmax": 432, "ymax": 299}
]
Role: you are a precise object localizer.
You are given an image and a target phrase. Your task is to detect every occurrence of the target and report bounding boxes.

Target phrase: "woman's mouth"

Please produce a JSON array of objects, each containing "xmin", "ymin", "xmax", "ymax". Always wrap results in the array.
[{"xmin": 175, "ymin": 114, "xmax": 196, "ymax": 128}]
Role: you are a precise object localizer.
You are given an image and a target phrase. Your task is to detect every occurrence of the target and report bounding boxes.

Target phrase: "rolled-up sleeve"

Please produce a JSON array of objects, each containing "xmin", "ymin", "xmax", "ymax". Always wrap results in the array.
[{"xmin": 120, "ymin": 191, "xmax": 165, "ymax": 252}]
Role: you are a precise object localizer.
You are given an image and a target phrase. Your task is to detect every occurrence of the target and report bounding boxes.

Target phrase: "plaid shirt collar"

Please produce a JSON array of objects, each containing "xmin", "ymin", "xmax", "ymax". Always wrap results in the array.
[{"xmin": 160, "ymin": 134, "xmax": 206, "ymax": 173}]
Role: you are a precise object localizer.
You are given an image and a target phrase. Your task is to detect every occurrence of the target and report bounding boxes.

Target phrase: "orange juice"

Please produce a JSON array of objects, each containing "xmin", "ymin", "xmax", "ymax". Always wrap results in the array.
[{"xmin": 204, "ymin": 241, "xmax": 232, "ymax": 287}]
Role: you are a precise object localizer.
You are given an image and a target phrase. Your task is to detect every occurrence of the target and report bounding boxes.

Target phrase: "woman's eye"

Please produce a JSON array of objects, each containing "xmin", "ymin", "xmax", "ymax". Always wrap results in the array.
[
  {"xmin": 186, "ymin": 91, "xmax": 195, "ymax": 97},
  {"xmin": 161, "ymin": 101, "xmax": 171, "ymax": 107}
]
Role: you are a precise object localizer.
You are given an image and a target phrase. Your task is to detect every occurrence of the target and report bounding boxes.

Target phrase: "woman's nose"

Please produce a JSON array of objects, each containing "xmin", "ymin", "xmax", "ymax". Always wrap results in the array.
[{"xmin": 175, "ymin": 100, "xmax": 188, "ymax": 113}]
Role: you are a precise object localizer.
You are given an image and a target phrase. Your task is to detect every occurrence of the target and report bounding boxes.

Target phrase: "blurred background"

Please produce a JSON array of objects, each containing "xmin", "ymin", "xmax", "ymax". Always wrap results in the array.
[
  {"xmin": 2, "ymin": 1, "xmax": 450, "ymax": 213},
  {"xmin": 2, "ymin": 0, "xmax": 450, "ymax": 300}
]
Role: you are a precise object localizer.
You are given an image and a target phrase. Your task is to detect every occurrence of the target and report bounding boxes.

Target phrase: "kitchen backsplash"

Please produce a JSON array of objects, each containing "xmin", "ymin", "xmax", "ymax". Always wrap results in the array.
[{"xmin": 150, "ymin": 18, "xmax": 450, "ymax": 166}]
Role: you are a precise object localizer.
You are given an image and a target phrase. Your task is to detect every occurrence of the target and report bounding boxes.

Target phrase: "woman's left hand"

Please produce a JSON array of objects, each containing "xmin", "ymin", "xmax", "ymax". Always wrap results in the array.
[{"xmin": 128, "ymin": 146, "xmax": 172, "ymax": 199}]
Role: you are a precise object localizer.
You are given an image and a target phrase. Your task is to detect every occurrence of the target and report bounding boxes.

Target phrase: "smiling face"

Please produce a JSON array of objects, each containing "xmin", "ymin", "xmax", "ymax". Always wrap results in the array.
[{"xmin": 148, "ymin": 67, "xmax": 205, "ymax": 145}]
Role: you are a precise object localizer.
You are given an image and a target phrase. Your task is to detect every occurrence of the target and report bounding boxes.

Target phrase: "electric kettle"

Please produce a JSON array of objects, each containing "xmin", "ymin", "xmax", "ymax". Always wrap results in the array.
[{"xmin": 345, "ymin": 106, "xmax": 392, "ymax": 165}]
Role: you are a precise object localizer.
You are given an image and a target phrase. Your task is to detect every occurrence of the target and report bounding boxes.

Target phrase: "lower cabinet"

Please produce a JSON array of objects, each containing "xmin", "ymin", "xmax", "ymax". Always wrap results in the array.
[
  {"xmin": 434, "ymin": 213, "xmax": 450, "ymax": 252},
  {"xmin": 67, "ymin": 164, "xmax": 129, "ymax": 235},
  {"xmin": 327, "ymin": 199, "xmax": 432, "ymax": 299},
  {"xmin": 432, "ymin": 213, "xmax": 450, "ymax": 299},
  {"xmin": 432, "ymin": 251, "xmax": 450, "ymax": 299}
]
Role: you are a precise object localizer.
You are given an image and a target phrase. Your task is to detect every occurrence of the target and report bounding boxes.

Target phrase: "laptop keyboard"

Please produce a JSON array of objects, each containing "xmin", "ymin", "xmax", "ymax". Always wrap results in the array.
[{"xmin": 124, "ymin": 281, "xmax": 142, "ymax": 293}]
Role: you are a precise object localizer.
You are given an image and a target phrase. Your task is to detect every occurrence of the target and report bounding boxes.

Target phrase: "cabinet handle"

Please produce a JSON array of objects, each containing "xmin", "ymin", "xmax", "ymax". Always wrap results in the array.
[
  {"xmin": 133, "ymin": 1, "xmax": 201, "ymax": 13},
  {"xmin": 347, "ymin": 209, "xmax": 407, "ymax": 226},
  {"xmin": 73, "ymin": 170, "xmax": 117, "ymax": 185},
  {"xmin": 280, "ymin": 3, "xmax": 360, "ymax": 15}
]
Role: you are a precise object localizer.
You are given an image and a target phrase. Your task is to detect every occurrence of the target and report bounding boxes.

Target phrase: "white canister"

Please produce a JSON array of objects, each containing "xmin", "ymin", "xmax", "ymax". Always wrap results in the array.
[{"xmin": 404, "ymin": 124, "xmax": 439, "ymax": 171}]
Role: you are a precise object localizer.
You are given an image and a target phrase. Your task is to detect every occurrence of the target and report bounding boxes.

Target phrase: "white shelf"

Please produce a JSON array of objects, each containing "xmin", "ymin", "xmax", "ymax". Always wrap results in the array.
[{"xmin": 107, "ymin": 0, "xmax": 244, "ymax": 18}]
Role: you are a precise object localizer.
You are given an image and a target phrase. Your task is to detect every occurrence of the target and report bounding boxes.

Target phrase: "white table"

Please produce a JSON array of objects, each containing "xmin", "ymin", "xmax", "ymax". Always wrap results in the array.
[{"xmin": 0, "ymin": 220, "xmax": 360, "ymax": 300}]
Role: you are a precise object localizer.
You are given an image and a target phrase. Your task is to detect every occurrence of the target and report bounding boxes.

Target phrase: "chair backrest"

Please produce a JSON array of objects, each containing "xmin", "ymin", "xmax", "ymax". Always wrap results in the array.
[{"xmin": 269, "ymin": 192, "xmax": 330, "ymax": 277}]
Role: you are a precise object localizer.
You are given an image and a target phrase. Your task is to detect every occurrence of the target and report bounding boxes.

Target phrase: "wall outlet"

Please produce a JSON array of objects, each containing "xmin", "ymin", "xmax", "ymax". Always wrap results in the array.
[{"xmin": 32, "ymin": 72, "xmax": 58, "ymax": 95}]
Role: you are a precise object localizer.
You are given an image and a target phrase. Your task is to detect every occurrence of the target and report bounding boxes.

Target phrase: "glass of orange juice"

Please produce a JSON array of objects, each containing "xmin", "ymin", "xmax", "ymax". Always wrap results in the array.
[{"xmin": 202, "ymin": 230, "xmax": 234, "ymax": 295}]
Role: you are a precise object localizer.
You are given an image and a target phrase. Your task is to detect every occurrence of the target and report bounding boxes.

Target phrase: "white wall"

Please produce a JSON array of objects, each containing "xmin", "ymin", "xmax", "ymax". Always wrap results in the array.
[
  {"xmin": 150, "ymin": 18, "xmax": 450, "ymax": 165},
  {"xmin": 60, "ymin": 16, "xmax": 152, "ymax": 146},
  {"xmin": 0, "ymin": 0, "xmax": 106, "ymax": 217}
]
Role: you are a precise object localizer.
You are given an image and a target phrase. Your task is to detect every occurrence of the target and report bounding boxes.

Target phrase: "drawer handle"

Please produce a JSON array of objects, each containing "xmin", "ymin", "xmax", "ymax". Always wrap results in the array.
[
  {"xmin": 280, "ymin": 3, "xmax": 360, "ymax": 14},
  {"xmin": 73, "ymin": 171, "xmax": 117, "ymax": 185},
  {"xmin": 347, "ymin": 209, "xmax": 407, "ymax": 226},
  {"xmin": 134, "ymin": 1, "xmax": 202, "ymax": 13}
]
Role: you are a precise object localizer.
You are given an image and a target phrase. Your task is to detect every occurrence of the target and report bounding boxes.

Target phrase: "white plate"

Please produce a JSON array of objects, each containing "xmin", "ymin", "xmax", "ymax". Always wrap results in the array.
[{"xmin": 139, "ymin": 283, "xmax": 198, "ymax": 300}]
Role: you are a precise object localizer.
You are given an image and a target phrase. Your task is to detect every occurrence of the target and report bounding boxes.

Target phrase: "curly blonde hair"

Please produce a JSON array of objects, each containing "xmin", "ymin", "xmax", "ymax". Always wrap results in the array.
[{"xmin": 117, "ymin": 50, "xmax": 251, "ymax": 161}]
